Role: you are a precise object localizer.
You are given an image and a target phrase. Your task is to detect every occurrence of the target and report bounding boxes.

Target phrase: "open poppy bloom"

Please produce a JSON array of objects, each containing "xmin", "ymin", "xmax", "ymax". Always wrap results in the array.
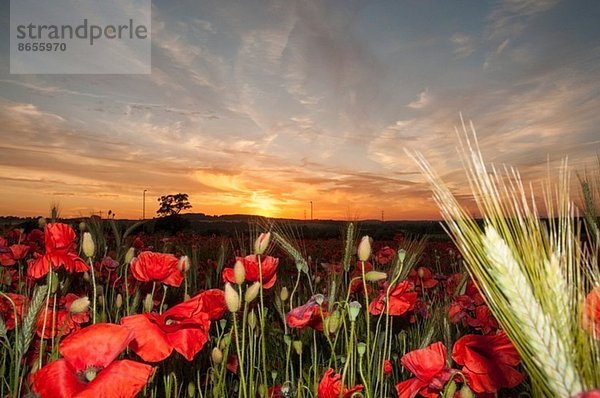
[
  {"xmin": 452, "ymin": 331, "xmax": 523, "ymax": 394},
  {"xmin": 121, "ymin": 289, "xmax": 226, "ymax": 362},
  {"xmin": 318, "ymin": 368, "xmax": 363, "ymax": 398},
  {"xmin": 369, "ymin": 280, "xmax": 418, "ymax": 316},
  {"xmin": 130, "ymin": 251, "xmax": 184, "ymax": 287},
  {"xmin": 0, "ymin": 293, "xmax": 28, "ymax": 330},
  {"xmin": 222, "ymin": 255, "xmax": 279, "ymax": 289},
  {"xmin": 396, "ymin": 341, "xmax": 455, "ymax": 398},
  {"xmin": 27, "ymin": 223, "xmax": 88, "ymax": 279},
  {"xmin": 31, "ymin": 323, "xmax": 154, "ymax": 398},
  {"xmin": 286, "ymin": 294, "xmax": 328, "ymax": 331}
]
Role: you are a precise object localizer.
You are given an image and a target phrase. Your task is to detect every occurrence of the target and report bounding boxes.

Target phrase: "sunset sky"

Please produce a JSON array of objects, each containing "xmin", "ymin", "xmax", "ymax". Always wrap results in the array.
[{"xmin": 1, "ymin": 0, "xmax": 599, "ymax": 220}]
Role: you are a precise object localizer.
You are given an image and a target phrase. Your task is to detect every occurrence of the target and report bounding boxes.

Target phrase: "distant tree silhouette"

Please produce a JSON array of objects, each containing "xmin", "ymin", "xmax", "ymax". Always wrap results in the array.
[{"xmin": 156, "ymin": 193, "xmax": 192, "ymax": 217}]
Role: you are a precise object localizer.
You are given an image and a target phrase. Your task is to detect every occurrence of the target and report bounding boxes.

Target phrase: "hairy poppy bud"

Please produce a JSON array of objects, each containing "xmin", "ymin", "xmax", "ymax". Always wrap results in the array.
[
  {"xmin": 234, "ymin": 260, "xmax": 245, "ymax": 285},
  {"xmin": 178, "ymin": 256, "xmax": 190, "ymax": 272},
  {"xmin": 79, "ymin": 222, "xmax": 87, "ymax": 232},
  {"xmin": 70, "ymin": 296, "xmax": 90, "ymax": 314},
  {"xmin": 245, "ymin": 282, "xmax": 261, "ymax": 303},
  {"xmin": 211, "ymin": 347, "xmax": 223, "ymax": 364},
  {"xmin": 187, "ymin": 382, "xmax": 196, "ymax": 398},
  {"xmin": 38, "ymin": 217, "xmax": 47, "ymax": 229},
  {"xmin": 357, "ymin": 236, "xmax": 372, "ymax": 261},
  {"xmin": 125, "ymin": 247, "xmax": 135, "ymax": 265},
  {"xmin": 460, "ymin": 384, "xmax": 475, "ymax": 398},
  {"xmin": 292, "ymin": 340, "xmax": 302, "ymax": 355},
  {"xmin": 225, "ymin": 283, "xmax": 240, "ymax": 312},
  {"xmin": 365, "ymin": 271, "xmax": 387, "ymax": 282},
  {"xmin": 254, "ymin": 232, "xmax": 271, "ymax": 255},
  {"xmin": 327, "ymin": 310, "xmax": 341, "ymax": 334},
  {"xmin": 143, "ymin": 293, "xmax": 153, "ymax": 313},
  {"xmin": 279, "ymin": 286, "xmax": 289, "ymax": 302},
  {"xmin": 248, "ymin": 310, "xmax": 257, "ymax": 330},
  {"xmin": 115, "ymin": 293, "xmax": 123, "ymax": 309},
  {"xmin": 82, "ymin": 232, "xmax": 95, "ymax": 258}
]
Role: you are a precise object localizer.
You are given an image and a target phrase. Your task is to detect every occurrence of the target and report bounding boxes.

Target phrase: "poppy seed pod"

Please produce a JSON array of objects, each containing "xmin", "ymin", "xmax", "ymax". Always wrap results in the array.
[
  {"xmin": 397, "ymin": 249, "xmax": 407, "ymax": 263},
  {"xmin": 245, "ymin": 281, "xmax": 261, "ymax": 303},
  {"xmin": 254, "ymin": 232, "xmax": 271, "ymax": 255},
  {"xmin": 348, "ymin": 301, "xmax": 362, "ymax": 322},
  {"xmin": 357, "ymin": 342, "xmax": 366, "ymax": 357},
  {"xmin": 82, "ymin": 232, "xmax": 95, "ymax": 259},
  {"xmin": 357, "ymin": 235, "xmax": 372, "ymax": 261},
  {"xmin": 224, "ymin": 283, "xmax": 240, "ymax": 312},
  {"xmin": 233, "ymin": 260, "xmax": 245, "ymax": 285}
]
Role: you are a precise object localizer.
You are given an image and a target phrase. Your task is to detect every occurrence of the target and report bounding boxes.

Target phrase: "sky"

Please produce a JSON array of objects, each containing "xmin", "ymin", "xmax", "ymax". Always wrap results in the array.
[{"xmin": 1, "ymin": 0, "xmax": 599, "ymax": 220}]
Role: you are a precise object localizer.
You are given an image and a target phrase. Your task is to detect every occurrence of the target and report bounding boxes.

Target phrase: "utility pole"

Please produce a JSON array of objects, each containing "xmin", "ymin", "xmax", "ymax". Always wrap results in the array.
[
  {"xmin": 143, "ymin": 189, "xmax": 147, "ymax": 220},
  {"xmin": 381, "ymin": 210, "xmax": 384, "ymax": 222},
  {"xmin": 310, "ymin": 201, "xmax": 313, "ymax": 221}
]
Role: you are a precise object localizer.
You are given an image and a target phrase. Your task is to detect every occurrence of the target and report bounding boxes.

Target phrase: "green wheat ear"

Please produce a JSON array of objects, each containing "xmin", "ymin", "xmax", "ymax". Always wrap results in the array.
[
  {"xmin": 18, "ymin": 284, "xmax": 48, "ymax": 358},
  {"xmin": 409, "ymin": 118, "xmax": 600, "ymax": 396}
]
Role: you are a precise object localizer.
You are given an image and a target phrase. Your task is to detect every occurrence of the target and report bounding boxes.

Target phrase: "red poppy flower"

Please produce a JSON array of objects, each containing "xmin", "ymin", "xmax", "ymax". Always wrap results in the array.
[
  {"xmin": 396, "ymin": 342, "xmax": 455, "ymax": 398},
  {"xmin": 10, "ymin": 244, "xmax": 30, "ymax": 260},
  {"xmin": 583, "ymin": 286, "xmax": 600, "ymax": 339},
  {"xmin": 409, "ymin": 267, "xmax": 438, "ymax": 289},
  {"xmin": 452, "ymin": 331, "xmax": 524, "ymax": 394},
  {"xmin": 130, "ymin": 251, "xmax": 184, "ymax": 287},
  {"xmin": 466, "ymin": 305, "xmax": 499, "ymax": 335},
  {"xmin": 27, "ymin": 223, "xmax": 88, "ymax": 279},
  {"xmin": 0, "ymin": 293, "xmax": 28, "ymax": 330},
  {"xmin": 448, "ymin": 295, "xmax": 475, "ymax": 324},
  {"xmin": 573, "ymin": 390, "xmax": 600, "ymax": 398},
  {"xmin": 318, "ymin": 368, "xmax": 363, "ymax": 398},
  {"xmin": 383, "ymin": 359, "xmax": 393, "ymax": 376},
  {"xmin": 286, "ymin": 295, "xmax": 328, "ymax": 331},
  {"xmin": 121, "ymin": 289, "xmax": 225, "ymax": 362},
  {"xmin": 369, "ymin": 280, "xmax": 418, "ymax": 316},
  {"xmin": 222, "ymin": 255, "xmax": 279, "ymax": 289},
  {"xmin": 31, "ymin": 323, "xmax": 154, "ymax": 398},
  {"xmin": 376, "ymin": 246, "xmax": 396, "ymax": 265}
]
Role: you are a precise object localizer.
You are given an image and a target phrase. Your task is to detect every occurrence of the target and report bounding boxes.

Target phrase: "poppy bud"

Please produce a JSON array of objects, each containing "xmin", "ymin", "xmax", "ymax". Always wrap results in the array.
[
  {"xmin": 98, "ymin": 295, "xmax": 105, "ymax": 307},
  {"xmin": 417, "ymin": 267, "xmax": 426, "ymax": 278},
  {"xmin": 49, "ymin": 272, "xmax": 59, "ymax": 294},
  {"xmin": 357, "ymin": 236, "xmax": 372, "ymax": 261},
  {"xmin": 348, "ymin": 301, "xmax": 361, "ymax": 322},
  {"xmin": 187, "ymin": 382, "xmax": 196, "ymax": 398},
  {"xmin": 82, "ymin": 232, "xmax": 95, "ymax": 258},
  {"xmin": 143, "ymin": 293, "xmax": 154, "ymax": 313},
  {"xmin": 245, "ymin": 282, "xmax": 261, "ymax": 303},
  {"xmin": 125, "ymin": 247, "xmax": 135, "ymax": 265},
  {"xmin": 70, "ymin": 296, "xmax": 90, "ymax": 314},
  {"xmin": 79, "ymin": 221, "xmax": 87, "ymax": 232},
  {"xmin": 327, "ymin": 310, "xmax": 341, "ymax": 334},
  {"xmin": 445, "ymin": 381, "xmax": 457, "ymax": 397},
  {"xmin": 254, "ymin": 232, "xmax": 271, "ymax": 255},
  {"xmin": 248, "ymin": 310, "xmax": 257, "ymax": 330},
  {"xmin": 225, "ymin": 283, "xmax": 240, "ymax": 312},
  {"xmin": 460, "ymin": 384, "xmax": 475, "ymax": 398},
  {"xmin": 178, "ymin": 256, "xmax": 190, "ymax": 272},
  {"xmin": 279, "ymin": 286, "xmax": 289, "ymax": 302},
  {"xmin": 258, "ymin": 385, "xmax": 267, "ymax": 398},
  {"xmin": 365, "ymin": 271, "xmax": 387, "ymax": 282},
  {"xmin": 212, "ymin": 347, "xmax": 223, "ymax": 364},
  {"xmin": 83, "ymin": 271, "xmax": 90, "ymax": 282},
  {"xmin": 292, "ymin": 340, "xmax": 302, "ymax": 355},
  {"xmin": 234, "ymin": 260, "xmax": 245, "ymax": 285},
  {"xmin": 284, "ymin": 334, "xmax": 291, "ymax": 346},
  {"xmin": 38, "ymin": 217, "xmax": 47, "ymax": 229},
  {"xmin": 183, "ymin": 293, "xmax": 191, "ymax": 301},
  {"xmin": 115, "ymin": 293, "xmax": 123, "ymax": 309}
]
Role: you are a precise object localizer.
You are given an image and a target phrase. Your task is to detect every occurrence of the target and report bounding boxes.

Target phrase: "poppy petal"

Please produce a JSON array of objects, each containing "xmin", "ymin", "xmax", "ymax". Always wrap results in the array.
[
  {"xmin": 74, "ymin": 360, "xmax": 154, "ymax": 398},
  {"xmin": 165, "ymin": 321, "xmax": 210, "ymax": 361},
  {"xmin": 32, "ymin": 359, "xmax": 86, "ymax": 398},
  {"xmin": 60, "ymin": 323, "xmax": 132, "ymax": 372},
  {"xmin": 121, "ymin": 314, "xmax": 173, "ymax": 362}
]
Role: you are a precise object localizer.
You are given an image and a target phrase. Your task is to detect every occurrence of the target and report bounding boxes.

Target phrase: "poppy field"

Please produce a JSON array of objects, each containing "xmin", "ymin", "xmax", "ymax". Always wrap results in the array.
[
  {"xmin": 1, "ymin": 142, "xmax": 599, "ymax": 398},
  {"xmin": 0, "ymin": 218, "xmax": 525, "ymax": 398}
]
